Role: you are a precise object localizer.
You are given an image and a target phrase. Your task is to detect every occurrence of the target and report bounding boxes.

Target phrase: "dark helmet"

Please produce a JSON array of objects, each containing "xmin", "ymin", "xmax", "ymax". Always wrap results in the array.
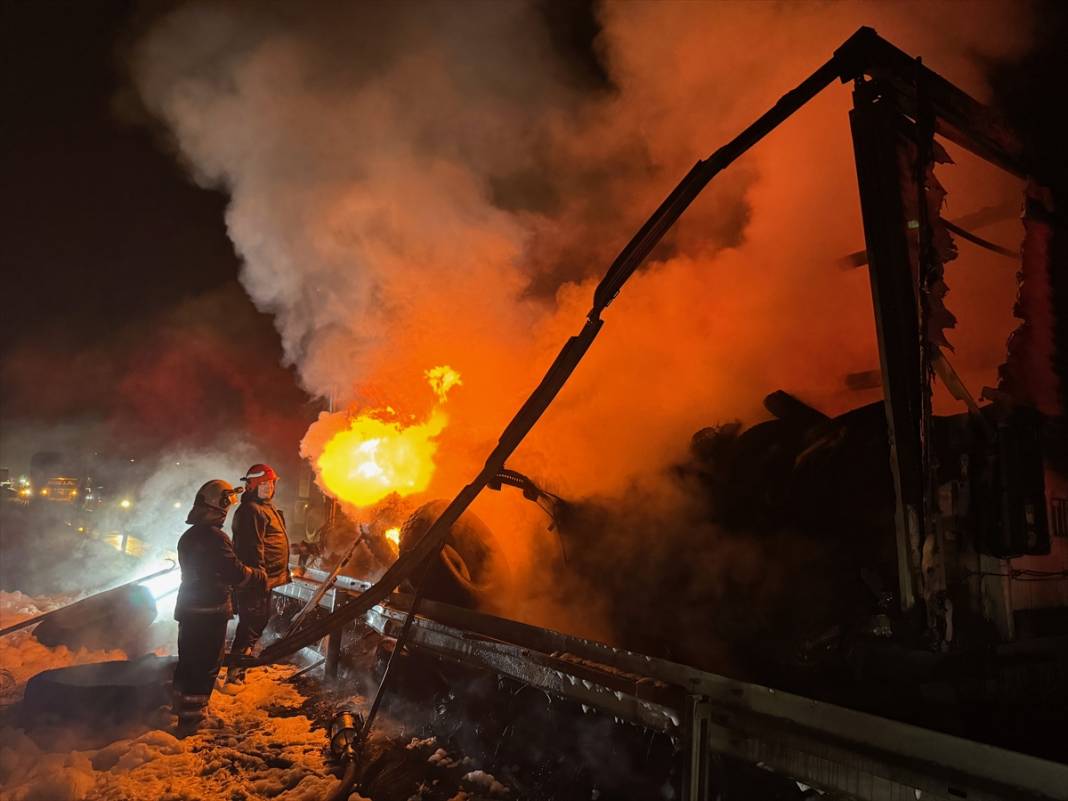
[
  {"xmin": 242, "ymin": 464, "xmax": 279, "ymax": 492},
  {"xmin": 192, "ymin": 479, "xmax": 241, "ymax": 511},
  {"xmin": 186, "ymin": 479, "xmax": 242, "ymax": 524}
]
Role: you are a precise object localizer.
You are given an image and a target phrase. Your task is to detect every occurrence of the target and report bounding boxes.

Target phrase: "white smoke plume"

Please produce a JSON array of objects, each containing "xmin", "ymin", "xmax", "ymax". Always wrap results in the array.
[{"xmin": 123, "ymin": 442, "xmax": 260, "ymax": 549}]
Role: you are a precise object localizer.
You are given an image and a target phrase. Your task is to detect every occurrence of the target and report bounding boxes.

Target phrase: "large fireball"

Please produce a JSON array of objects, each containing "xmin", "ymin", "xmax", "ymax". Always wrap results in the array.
[{"xmin": 316, "ymin": 366, "xmax": 461, "ymax": 508}]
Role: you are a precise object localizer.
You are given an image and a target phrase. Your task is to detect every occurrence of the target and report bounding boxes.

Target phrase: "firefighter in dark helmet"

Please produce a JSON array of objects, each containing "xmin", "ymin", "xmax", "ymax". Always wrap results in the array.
[
  {"xmin": 174, "ymin": 479, "xmax": 266, "ymax": 730},
  {"xmin": 227, "ymin": 464, "xmax": 290, "ymax": 683}
]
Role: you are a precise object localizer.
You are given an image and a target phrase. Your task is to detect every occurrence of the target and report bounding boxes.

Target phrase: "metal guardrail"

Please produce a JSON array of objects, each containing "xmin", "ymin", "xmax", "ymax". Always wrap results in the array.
[{"xmin": 274, "ymin": 568, "xmax": 1068, "ymax": 801}]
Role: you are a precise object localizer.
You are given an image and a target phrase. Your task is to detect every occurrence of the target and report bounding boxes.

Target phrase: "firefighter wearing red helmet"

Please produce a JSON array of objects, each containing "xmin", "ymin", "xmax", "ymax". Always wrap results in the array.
[{"xmin": 226, "ymin": 463, "xmax": 290, "ymax": 683}]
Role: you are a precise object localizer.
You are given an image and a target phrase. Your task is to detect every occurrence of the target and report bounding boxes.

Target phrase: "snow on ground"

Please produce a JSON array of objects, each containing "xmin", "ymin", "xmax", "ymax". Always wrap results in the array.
[
  {"xmin": 1, "ymin": 590, "xmax": 516, "ymax": 801},
  {"xmin": 1, "ymin": 664, "xmax": 340, "ymax": 801},
  {"xmin": 0, "ymin": 591, "xmax": 126, "ymax": 703},
  {"xmin": 1, "ymin": 590, "xmax": 344, "ymax": 801}
]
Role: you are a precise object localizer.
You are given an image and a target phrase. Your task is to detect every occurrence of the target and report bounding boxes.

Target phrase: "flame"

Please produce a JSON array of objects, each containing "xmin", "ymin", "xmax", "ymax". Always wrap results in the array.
[
  {"xmin": 316, "ymin": 365, "xmax": 461, "ymax": 507},
  {"xmin": 425, "ymin": 365, "xmax": 463, "ymax": 403},
  {"xmin": 384, "ymin": 526, "xmax": 401, "ymax": 550}
]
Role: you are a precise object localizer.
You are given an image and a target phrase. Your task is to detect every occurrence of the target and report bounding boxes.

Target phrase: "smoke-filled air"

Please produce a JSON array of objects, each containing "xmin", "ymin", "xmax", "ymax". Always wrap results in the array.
[
  {"xmin": 7, "ymin": 2, "xmax": 1068, "ymax": 798},
  {"xmin": 130, "ymin": 0, "xmax": 1035, "ymax": 644}
]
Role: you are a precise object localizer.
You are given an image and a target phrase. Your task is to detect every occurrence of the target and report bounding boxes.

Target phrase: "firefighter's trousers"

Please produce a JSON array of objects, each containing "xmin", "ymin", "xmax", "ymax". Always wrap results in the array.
[
  {"xmin": 230, "ymin": 586, "xmax": 272, "ymax": 661},
  {"xmin": 173, "ymin": 613, "xmax": 228, "ymax": 723}
]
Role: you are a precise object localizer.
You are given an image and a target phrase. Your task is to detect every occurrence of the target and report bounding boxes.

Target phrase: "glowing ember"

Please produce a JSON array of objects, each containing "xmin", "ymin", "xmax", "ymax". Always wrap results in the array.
[
  {"xmin": 384, "ymin": 527, "xmax": 401, "ymax": 549},
  {"xmin": 317, "ymin": 365, "xmax": 461, "ymax": 508}
]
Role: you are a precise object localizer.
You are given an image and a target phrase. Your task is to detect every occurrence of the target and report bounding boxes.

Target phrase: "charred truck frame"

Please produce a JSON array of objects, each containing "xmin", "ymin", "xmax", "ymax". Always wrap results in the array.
[{"xmin": 266, "ymin": 27, "xmax": 1067, "ymax": 801}]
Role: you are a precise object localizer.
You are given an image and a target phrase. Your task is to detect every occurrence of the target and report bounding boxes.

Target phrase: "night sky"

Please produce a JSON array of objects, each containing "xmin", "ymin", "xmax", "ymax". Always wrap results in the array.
[
  {"xmin": 1, "ymin": 1, "xmax": 310, "ymax": 464},
  {"xmin": 3, "ymin": 1, "xmax": 241, "ymax": 355}
]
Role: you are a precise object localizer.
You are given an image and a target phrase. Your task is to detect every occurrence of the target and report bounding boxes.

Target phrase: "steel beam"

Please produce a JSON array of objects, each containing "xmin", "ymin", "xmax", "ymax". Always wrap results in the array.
[
  {"xmin": 683, "ymin": 696, "xmax": 716, "ymax": 801},
  {"xmin": 840, "ymin": 28, "xmax": 1026, "ymax": 177},
  {"xmin": 324, "ymin": 587, "xmax": 342, "ymax": 679},
  {"xmin": 364, "ymin": 600, "xmax": 1067, "ymax": 801},
  {"xmin": 849, "ymin": 83, "xmax": 926, "ymax": 612}
]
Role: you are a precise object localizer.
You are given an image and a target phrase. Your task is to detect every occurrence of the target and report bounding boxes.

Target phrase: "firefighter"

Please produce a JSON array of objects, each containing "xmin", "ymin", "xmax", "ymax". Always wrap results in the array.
[
  {"xmin": 174, "ymin": 480, "xmax": 266, "ymax": 730},
  {"xmin": 227, "ymin": 463, "xmax": 291, "ymax": 683}
]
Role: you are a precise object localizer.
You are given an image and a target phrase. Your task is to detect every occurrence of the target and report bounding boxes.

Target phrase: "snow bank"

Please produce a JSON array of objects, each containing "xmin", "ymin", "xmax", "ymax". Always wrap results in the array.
[
  {"xmin": 0, "ymin": 591, "xmax": 126, "ymax": 704},
  {"xmin": 428, "ymin": 747, "xmax": 459, "ymax": 768},
  {"xmin": 0, "ymin": 664, "xmax": 339, "ymax": 801}
]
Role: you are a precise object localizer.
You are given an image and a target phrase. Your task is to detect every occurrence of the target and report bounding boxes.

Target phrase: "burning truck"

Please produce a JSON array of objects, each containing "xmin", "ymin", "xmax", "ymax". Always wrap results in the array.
[
  {"xmin": 5, "ymin": 22, "xmax": 1067, "ymax": 801},
  {"xmin": 251, "ymin": 26, "xmax": 1067, "ymax": 800}
]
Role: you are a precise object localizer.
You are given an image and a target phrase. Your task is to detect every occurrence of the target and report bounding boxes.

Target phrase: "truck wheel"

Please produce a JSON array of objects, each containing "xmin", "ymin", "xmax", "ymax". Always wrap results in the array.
[
  {"xmin": 33, "ymin": 584, "xmax": 157, "ymax": 653},
  {"xmin": 398, "ymin": 500, "xmax": 511, "ymax": 611}
]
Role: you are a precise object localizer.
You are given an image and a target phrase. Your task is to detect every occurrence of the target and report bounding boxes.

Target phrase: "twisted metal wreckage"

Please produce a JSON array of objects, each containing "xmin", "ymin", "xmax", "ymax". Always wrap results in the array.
[
  {"xmin": 18, "ymin": 25, "xmax": 1060, "ymax": 801},
  {"xmin": 257, "ymin": 25, "xmax": 1068, "ymax": 801}
]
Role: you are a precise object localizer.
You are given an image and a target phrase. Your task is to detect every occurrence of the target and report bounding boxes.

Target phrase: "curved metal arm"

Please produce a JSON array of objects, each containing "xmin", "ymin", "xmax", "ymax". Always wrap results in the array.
[{"xmin": 257, "ymin": 39, "xmax": 852, "ymax": 666}]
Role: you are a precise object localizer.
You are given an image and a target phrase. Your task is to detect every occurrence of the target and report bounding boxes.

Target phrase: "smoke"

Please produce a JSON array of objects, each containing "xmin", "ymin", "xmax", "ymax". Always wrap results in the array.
[
  {"xmin": 130, "ymin": 1, "xmax": 1038, "ymax": 644},
  {"xmin": 0, "ymin": 279, "xmax": 315, "ymax": 596},
  {"xmin": 0, "ymin": 431, "xmax": 258, "ymax": 601},
  {"xmin": 1, "ymin": 284, "xmax": 310, "ymax": 460},
  {"xmin": 122, "ymin": 442, "xmax": 259, "ymax": 546}
]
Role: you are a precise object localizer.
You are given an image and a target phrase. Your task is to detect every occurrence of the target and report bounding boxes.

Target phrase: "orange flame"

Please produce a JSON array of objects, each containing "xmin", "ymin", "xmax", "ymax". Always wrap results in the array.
[
  {"xmin": 384, "ymin": 526, "xmax": 401, "ymax": 550},
  {"xmin": 317, "ymin": 365, "xmax": 460, "ymax": 508},
  {"xmin": 425, "ymin": 364, "xmax": 462, "ymax": 403}
]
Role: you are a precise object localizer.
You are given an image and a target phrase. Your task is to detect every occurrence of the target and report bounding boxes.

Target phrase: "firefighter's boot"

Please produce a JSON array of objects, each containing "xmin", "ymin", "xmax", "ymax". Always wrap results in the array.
[{"xmin": 174, "ymin": 692, "xmax": 209, "ymax": 736}]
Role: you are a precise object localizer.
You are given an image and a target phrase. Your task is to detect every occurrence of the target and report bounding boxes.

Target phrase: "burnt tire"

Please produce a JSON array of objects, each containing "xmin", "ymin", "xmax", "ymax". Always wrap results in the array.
[
  {"xmin": 33, "ymin": 584, "xmax": 157, "ymax": 653},
  {"xmin": 23, "ymin": 654, "xmax": 176, "ymax": 725},
  {"xmin": 398, "ymin": 500, "xmax": 511, "ymax": 610}
]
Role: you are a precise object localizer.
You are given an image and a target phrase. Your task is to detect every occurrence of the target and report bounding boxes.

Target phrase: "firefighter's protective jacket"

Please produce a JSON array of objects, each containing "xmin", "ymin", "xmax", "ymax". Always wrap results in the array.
[
  {"xmin": 232, "ymin": 494, "xmax": 291, "ymax": 589},
  {"xmin": 175, "ymin": 523, "xmax": 264, "ymax": 619}
]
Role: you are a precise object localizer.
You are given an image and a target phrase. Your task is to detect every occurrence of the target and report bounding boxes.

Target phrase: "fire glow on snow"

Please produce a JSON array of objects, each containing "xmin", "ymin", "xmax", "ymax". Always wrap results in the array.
[
  {"xmin": 1, "ymin": 592, "xmax": 512, "ymax": 801},
  {"xmin": 1, "ymin": 592, "xmax": 336, "ymax": 801},
  {"xmin": 316, "ymin": 365, "xmax": 461, "ymax": 508},
  {"xmin": 0, "ymin": 592, "xmax": 126, "ymax": 703},
  {"xmin": 1, "ymin": 663, "xmax": 339, "ymax": 801}
]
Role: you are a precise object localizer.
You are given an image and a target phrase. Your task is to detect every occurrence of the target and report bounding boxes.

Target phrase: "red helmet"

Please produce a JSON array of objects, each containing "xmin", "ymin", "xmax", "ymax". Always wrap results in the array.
[{"xmin": 242, "ymin": 464, "xmax": 279, "ymax": 492}]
